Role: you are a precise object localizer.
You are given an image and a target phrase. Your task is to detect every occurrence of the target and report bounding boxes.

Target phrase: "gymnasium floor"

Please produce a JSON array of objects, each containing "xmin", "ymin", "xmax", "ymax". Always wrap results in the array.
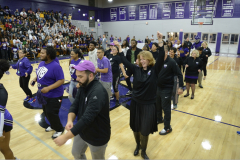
[{"xmin": 1, "ymin": 54, "xmax": 240, "ymax": 159}]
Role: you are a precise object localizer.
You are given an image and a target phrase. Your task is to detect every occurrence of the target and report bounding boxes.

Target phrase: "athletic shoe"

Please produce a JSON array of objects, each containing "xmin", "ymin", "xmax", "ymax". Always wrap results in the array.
[
  {"xmin": 45, "ymin": 126, "xmax": 53, "ymax": 132},
  {"xmin": 52, "ymin": 131, "xmax": 63, "ymax": 139},
  {"xmin": 126, "ymin": 90, "xmax": 132, "ymax": 96},
  {"xmin": 159, "ymin": 128, "xmax": 172, "ymax": 135},
  {"xmin": 116, "ymin": 100, "xmax": 120, "ymax": 106},
  {"xmin": 110, "ymin": 96, "xmax": 114, "ymax": 100},
  {"xmin": 173, "ymin": 104, "xmax": 177, "ymax": 109},
  {"xmin": 24, "ymin": 96, "xmax": 29, "ymax": 101},
  {"xmin": 199, "ymin": 85, "xmax": 203, "ymax": 88},
  {"xmin": 28, "ymin": 98, "xmax": 35, "ymax": 103}
]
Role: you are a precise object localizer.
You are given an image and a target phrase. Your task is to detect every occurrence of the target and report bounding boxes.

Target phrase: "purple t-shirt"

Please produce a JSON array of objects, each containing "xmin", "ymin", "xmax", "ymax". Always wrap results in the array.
[
  {"xmin": 2, "ymin": 42, "xmax": 7, "ymax": 50},
  {"xmin": 54, "ymin": 57, "xmax": 60, "ymax": 64},
  {"xmin": 37, "ymin": 61, "xmax": 64, "ymax": 98},
  {"xmin": 69, "ymin": 59, "xmax": 82, "ymax": 80},
  {"xmin": 179, "ymin": 47, "xmax": 189, "ymax": 57},
  {"xmin": 97, "ymin": 57, "xmax": 112, "ymax": 83}
]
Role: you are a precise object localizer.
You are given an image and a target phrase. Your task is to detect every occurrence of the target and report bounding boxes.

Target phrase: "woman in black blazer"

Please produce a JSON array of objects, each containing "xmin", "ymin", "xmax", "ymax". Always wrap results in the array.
[
  {"xmin": 184, "ymin": 50, "xmax": 203, "ymax": 99},
  {"xmin": 201, "ymin": 41, "xmax": 212, "ymax": 80}
]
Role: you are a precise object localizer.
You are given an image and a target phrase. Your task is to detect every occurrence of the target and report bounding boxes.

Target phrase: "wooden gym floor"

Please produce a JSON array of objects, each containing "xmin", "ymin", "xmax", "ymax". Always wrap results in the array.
[{"xmin": 0, "ymin": 54, "xmax": 240, "ymax": 159}]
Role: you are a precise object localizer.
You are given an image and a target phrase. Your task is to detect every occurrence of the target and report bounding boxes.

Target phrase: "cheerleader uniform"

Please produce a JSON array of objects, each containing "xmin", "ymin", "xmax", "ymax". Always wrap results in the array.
[{"xmin": 0, "ymin": 84, "xmax": 13, "ymax": 136}]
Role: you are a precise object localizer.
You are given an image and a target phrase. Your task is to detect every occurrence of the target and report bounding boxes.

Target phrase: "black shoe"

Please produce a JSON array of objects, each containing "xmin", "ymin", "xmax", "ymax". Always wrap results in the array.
[
  {"xmin": 116, "ymin": 100, "xmax": 120, "ymax": 106},
  {"xmin": 191, "ymin": 95, "xmax": 194, "ymax": 99},
  {"xmin": 141, "ymin": 150, "xmax": 149, "ymax": 159},
  {"xmin": 134, "ymin": 145, "xmax": 141, "ymax": 156},
  {"xmin": 199, "ymin": 85, "xmax": 203, "ymax": 88},
  {"xmin": 157, "ymin": 118, "xmax": 164, "ymax": 124},
  {"xmin": 184, "ymin": 94, "xmax": 189, "ymax": 97}
]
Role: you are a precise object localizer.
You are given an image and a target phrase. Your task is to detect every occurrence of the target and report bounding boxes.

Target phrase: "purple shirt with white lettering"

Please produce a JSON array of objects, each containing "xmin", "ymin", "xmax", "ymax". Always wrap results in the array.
[
  {"xmin": 37, "ymin": 61, "xmax": 64, "ymax": 98},
  {"xmin": 97, "ymin": 57, "xmax": 112, "ymax": 83},
  {"xmin": 69, "ymin": 59, "xmax": 82, "ymax": 80}
]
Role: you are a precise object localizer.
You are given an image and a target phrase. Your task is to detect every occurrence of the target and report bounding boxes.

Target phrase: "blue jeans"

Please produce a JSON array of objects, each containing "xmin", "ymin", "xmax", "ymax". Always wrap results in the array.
[{"xmin": 68, "ymin": 80, "xmax": 78, "ymax": 104}]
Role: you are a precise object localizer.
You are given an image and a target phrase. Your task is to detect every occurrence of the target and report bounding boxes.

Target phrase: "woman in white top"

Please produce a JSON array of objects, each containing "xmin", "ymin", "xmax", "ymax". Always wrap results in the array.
[
  {"xmin": 121, "ymin": 39, "xmax": 129, "ymax": 57},
  {"xmin": 174, "ymin": 40, "xmax": 182, "ymax": 50}
]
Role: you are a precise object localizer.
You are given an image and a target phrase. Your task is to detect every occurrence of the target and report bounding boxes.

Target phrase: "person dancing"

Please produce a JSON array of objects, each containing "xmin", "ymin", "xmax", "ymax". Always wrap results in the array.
[
  {"xmin": 0, "ymin": 59, "xmax": 19, "ymax": 160},
  {"xmin": 114, "ymin": 31, "xmax": 165, "ymax": 159}
]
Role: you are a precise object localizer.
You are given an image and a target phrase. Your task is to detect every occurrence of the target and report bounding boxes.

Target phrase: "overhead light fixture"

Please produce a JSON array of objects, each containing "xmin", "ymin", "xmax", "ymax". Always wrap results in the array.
[
  {"xmin": 78, "ymin": 9, "xmax": 81, "ymax": 12},
  {"xmin": 72, "ymin": 7, "xmax": 75, "ymax": 9},
  {"xmin": 108, "ymin": 0, "xmax": 113, "ymax": 2},
  {"xmin": 83, "ymin": 14, "xmax": 85, "ymax": 16}
]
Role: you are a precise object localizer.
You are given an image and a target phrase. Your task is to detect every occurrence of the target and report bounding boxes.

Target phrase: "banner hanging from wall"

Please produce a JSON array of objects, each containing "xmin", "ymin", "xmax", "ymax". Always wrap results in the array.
[
  {"xmin": 110, "ymin": 8, "xmax": 117, "ymax": 21},
  {"xmin": 189, "ymin": 0, "xmax": 218, "ymax": 18},
  {"xmin": 139, "ymin": 5, "xmax": 148, "ymax": 20},
  {"xmin": 129, "ymin": 6, "xmax": 136, "ymax": 20},
  {"xmin": 189, "ymin": 1, "xmax": 199, "ymax": 18},
  {"xmin": 175, "ymin": 2, "xmax": 185, "ymax": 18},
  {"xmin": 149, "ymin": 4, "xmax": 158, "ymax": 19},
  {"xmin": 222, "ymin": 0, "xmax": 235, "ymax": 17},
  {"xmin": 119, "ymin": 7, "xmax": 127, "ymax": 20},
  {"xmin": 161, "ymin": 3, "xmax": 172, "ymax": 19},
  {"xmin": 205, "ymin": 0, "xmax": 218, "ymax": 17}
]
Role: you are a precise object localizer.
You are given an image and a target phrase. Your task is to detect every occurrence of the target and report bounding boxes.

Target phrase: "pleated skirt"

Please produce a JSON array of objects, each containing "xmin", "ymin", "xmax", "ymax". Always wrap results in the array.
[{"xmin": 129, "ymin": 100, "xmax": 158, "ymax": 136}]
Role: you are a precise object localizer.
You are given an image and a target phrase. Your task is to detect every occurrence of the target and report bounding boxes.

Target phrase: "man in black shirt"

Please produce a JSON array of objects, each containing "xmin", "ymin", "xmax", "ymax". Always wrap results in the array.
[
  {"xmin": 157, "ymin": 48, "xmax": 184, "ymax": 135},
  {"xmin": 125, "ymin": 39, "xmax": 142, "ymax": 95},
  {"xmin": 185, "ymin": 38, "xmax": 192, "ymax": 56},
  {"xmin": 54, "ymin": 60, "xmax": 110, "ymax": 159},
  {"xmin": 150, "ymin": 42, "xmax": 159, "ymax": 60}
]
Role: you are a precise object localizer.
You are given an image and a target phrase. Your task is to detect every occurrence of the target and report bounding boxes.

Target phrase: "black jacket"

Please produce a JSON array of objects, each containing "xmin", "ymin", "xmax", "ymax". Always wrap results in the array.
[
  {"xmin": 202, "ymin": 47, "xmax": 212, "ymax": 62},
  {"xmin": 69, "ymin": 79, "xmax": 111, "ymax": 146},
  {"xmin": 157, "ymin": 56, "xmax": 184, "ymax": 88},
  {"xmin": 104, "ymin": 49, "xmax": 111, "ymax": 57},
  {"xmin": 120, "ymin": 46, "xmax": 164, "ymax": 104},
  {"xmin": 126, "ymin": 47, "xmax": 142, "ymax": 63},
  {"xmin": 184, "ymin": 57, "xmax": 203, "ymax": 77},
  {"xmin": 199, "ymin": 52, "xmax": 208, "ymax": 63},
  {"xmin": 172, "ymin": 55, "xmax": 183, "ymax": 69}
]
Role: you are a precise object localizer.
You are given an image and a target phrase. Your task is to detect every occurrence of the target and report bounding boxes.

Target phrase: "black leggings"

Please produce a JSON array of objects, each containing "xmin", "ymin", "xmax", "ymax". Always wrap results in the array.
[
  {"xmin": 19, "ymin": 75, "xmax": 33, "ymax": 98},
  {"xmin": 126, "ymin": 70, "xmax": 133, "ymax": 91},
  {"xmin": 112, "ymin": 72, "xmax": 120, "ymax": 92},
  {"xmin": 202, "ymin": 62, "xmax": 207, "ymax": 76}
]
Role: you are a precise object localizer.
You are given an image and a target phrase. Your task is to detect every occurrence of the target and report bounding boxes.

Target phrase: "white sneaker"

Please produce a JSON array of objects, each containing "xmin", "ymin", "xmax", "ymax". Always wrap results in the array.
[
  {"xmin": 45, "ymin": 126, "xmax": 53, "ymax": 132},
  {"xmin": 110, "ymin": 96, "xmax": 114, "ymax": 100},
  {"xmin": 52, "ymin": 131, "xmax": 63, "ymax": 139},
  {"xmin": 126, "ymin": 90, "xmax": 132, "ymax": 96}
]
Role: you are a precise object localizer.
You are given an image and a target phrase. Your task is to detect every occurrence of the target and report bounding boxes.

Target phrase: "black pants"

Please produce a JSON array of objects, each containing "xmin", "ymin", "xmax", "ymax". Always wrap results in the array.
[
  {"xmin": 126, "ymin": 70, "xmax": 133, "ymax": 91},
  {"xmin": 156, "ymin": 88, "xmax": 173, "ymax": 130},
  {"xmin": 42, "ymin": 96, "xmax": 63, "ymax": 132},
  {"xmin": 202, "ymin": 62, "xmax": 207, "ymax": 76},
  {"xmin": 1, "ymin": 50, "xmax": 8, "ymax": 60},
  {"xmin": 181, "ymin": 56, "xmax": 187, "ymax": 73},
  {"xmin": 8, "ymin": 49, "xmax": 12, "ymax": 61},
  {"xmin": 19, "ymin": 76, "xmax": 33, "ymax": 98},
  {"xmin": 112, "ymin": 72, "xmax": 120, "ymax": 92}
]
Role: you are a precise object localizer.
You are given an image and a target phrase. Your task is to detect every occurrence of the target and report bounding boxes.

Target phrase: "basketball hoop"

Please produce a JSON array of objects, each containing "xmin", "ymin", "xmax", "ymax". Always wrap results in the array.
[{"xmin": 198, "ymin": 22, "xmax": 204, "ymax": 28}]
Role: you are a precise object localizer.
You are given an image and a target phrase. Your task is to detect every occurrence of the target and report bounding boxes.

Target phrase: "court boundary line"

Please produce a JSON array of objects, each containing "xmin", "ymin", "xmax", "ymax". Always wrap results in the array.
[
  {"xmin": 13, "ymin": 119, "xmax": 68, "ymax": 160},
  {"xmin": 207, "ymin": 57, "xmax": 220, "ymax": 66},
  {"xmin": 172, "ymin": 109, "xmax": 240, "ymax": 128}
]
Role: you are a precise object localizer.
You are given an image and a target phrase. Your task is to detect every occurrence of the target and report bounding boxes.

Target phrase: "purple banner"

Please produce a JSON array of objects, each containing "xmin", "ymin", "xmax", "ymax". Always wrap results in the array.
[
  {"xmin": 139, "ymin": 5, "xmax": 148, "ymax": 20},
  {"xmin": 128, "ymin": 6, "xmax": 136, "ymax": 20},
  {"xmin": 189, "ymin": 1, "xmax": 200, "ymax": 18},
  {"xmin": 189, "ymin": 0, "xmax": 218, "ymax": 18},
  {"xmin": 149, "ymin": 4, "xmax": 158, "ymax": 19},
  {"xmin": 119, "ymin": 7, "xmax": 126, "ymax": 20},
  {"xmin": 162, "ymin": 3, "xmax": 172, "ymax": 19},
  {"xmin": 205, "ymin": 0, "xmax": 218, "ymax": 17},
  {"xmin": 175, "ymin": 2, "xmax": 185, "ymax": 18},
  {"xmin": 222, "ymin": 0, "xmax": 235, "ymax": 17},
  {"xmin": 110, "ymin": 8, "xmax": 117, "ymax": 21}
]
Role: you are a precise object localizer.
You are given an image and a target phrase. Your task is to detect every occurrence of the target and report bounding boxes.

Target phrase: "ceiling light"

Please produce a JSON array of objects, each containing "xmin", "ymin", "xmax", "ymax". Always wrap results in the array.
[{"xmin": 108, "ymin": 0, "xmax": 113, "ymax": 2}]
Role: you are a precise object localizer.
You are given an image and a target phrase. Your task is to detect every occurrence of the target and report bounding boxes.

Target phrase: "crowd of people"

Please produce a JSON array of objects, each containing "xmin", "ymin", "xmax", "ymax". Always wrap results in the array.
[{"xmin": 0, "ymin": 6, "xmax": 213, "ymax": 160}]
